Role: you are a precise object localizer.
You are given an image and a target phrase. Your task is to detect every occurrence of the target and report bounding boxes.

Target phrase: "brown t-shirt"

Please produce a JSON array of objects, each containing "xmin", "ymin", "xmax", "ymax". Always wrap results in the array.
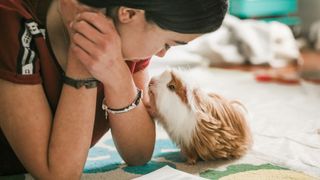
[{"xmin": 0, "ymin": 0, "xmax": 150, "ymax": 175}]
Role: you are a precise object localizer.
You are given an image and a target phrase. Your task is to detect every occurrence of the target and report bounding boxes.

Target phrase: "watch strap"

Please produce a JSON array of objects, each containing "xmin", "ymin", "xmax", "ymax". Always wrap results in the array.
[{"xmin": 62, "ymin": 74, "xmax": 99, "ymax": 89}]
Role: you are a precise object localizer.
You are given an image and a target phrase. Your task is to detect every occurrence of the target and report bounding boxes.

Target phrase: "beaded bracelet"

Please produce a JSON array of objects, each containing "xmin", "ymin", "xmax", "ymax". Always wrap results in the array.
[{"xmin": 102, "ymin": 88, "xmax": 143, "ymax": 118}]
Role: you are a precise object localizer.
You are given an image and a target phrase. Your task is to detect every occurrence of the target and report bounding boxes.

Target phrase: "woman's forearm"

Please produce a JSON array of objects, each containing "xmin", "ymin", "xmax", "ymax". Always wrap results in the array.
[
  {"xmin": 104, "ymin": 81, "xmax": 156, "ymax": 165},
  {"xmin": 46, "ymin": 53, "xmax": 97, "ymax": 179}
]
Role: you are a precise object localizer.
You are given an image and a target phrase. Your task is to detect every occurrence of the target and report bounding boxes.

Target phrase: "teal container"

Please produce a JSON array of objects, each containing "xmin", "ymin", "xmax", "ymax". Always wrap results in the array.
[
  {"xmin": 262, "ymin": 16, "xmax": 301, "ymax": 26},
  {"xmin": 229, "ymin": 0, "xmax": 298, "ymax": 18}
]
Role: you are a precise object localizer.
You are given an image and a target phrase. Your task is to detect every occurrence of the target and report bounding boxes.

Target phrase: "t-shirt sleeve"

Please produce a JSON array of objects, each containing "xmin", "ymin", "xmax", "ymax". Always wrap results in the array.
[
  {"xmin": 133, "ymin": 58, "xmax": 151, "ymax": 73},
  {"xmin": 0, "ymin": 4, "xmax": 41, "ymax": 84}
]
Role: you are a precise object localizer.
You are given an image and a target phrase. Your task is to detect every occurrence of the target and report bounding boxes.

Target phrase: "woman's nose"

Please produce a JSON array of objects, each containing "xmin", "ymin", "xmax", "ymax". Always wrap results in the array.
[{"xmin": 155, "ymin": 48, "xmax": 168, "ymax": 58}]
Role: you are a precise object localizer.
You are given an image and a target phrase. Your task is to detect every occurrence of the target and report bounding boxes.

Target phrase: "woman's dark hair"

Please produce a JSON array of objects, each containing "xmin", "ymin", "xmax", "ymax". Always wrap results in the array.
[{"xmin": 78, "ymin": 0, "xmax": 228, "ymax": 34}]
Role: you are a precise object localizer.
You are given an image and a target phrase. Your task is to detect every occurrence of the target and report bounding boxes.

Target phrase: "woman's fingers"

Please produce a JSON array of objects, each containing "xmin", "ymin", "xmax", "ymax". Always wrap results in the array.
[
  {"xmin": 71, "ymin": 19, "xmax": 104, "ymax": 45},
  {"xmin": 70, "ymin": 43, "xmax": 93, "ymax": 68},
  {"xmin": 75, "ymin": 12, "xmax": 116, "ymax": 35},
  {"xmin": 71, "ymin": 11, "xmax": 120, "ymax": 53},
  {"xmin": 72, "ymin": 32, "xmax": 96, "ymax": 56},
  {"xmin": 71, "ymin": 21, "xmax": 116, "ymax": 61}
]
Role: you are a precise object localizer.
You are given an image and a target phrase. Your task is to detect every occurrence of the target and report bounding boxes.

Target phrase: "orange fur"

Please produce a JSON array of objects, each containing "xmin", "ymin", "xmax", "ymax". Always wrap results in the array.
[
  {"xmin": 170, "ymin": 73, "xmax": 189, "ymax": 104},
  {"xmin": 183, "ymin": 90, "xmax": 252, "ymax": 164}
]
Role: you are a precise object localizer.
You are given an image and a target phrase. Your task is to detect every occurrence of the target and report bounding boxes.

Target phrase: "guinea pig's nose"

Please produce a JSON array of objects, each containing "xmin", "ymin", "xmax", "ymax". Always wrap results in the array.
[{"xmin": 149, "ymin": 78, "xmax": 156, "ymax": 87}]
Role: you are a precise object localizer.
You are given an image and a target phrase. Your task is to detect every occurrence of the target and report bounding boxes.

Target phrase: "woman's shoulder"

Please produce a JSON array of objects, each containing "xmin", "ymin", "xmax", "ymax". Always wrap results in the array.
[
  {"xmin": 0, "ymin": 0, "xmax": 46, "ymax": 85},
  {"xmin": 0, "ymin": 0, "xmax": 33, "ymax": 18},
  {"xmin": 24, "ymin": 0, "xmax": 53, "ymax": 25},
  {"xmin": 0, "ymin": 0, "xmax": 52, "ymax": 23}
]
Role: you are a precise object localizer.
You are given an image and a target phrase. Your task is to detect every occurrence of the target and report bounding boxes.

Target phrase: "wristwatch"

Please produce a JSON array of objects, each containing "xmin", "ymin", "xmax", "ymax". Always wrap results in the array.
[{"xmin": 62, "ymin": 74, "xmax": 99, "ymax": 89}]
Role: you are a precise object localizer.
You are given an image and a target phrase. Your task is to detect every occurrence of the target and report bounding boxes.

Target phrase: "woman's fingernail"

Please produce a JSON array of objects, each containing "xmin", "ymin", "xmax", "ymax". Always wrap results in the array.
[
  {"xmin": 69, "ymin": 21, "xmax": 73, "ymax": 28},
  {"xmin": 76, "ymin": 13, "xmax": 81, "ymax": 19}
]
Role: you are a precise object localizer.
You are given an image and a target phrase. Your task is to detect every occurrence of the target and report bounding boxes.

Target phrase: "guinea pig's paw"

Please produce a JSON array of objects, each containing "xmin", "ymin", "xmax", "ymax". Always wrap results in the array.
[
  {"xmin": 181, "ymin": 148, "xmax": 198, "ymax": 165},
  {"xmin": 186, "ymin": 157, "xmax": 197, "ymax": 165}
]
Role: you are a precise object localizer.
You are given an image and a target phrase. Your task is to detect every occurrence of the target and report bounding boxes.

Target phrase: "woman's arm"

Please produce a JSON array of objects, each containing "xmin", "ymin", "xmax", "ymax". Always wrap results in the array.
[
  {"xmin": 69, "ymin": 11, "xmax": 156, "ymax": 166},
  {"xmin": 106, "ymin": 68, "xmax": 156, "ymax": 166},
  {"xmin": 0, "ymin": 52, "xmax": 97, "ymax": 179}
]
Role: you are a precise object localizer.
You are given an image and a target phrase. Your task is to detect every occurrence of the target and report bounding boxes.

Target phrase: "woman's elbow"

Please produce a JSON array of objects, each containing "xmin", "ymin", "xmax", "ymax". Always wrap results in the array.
[
  {"xmin": 125, "ymin": 154, "xmax": 152, "ymax": 166},
  {"xmin": 124, "ymin": 148, "xmax": 153, "ymax": 166},
  {"xmin": 32, "ymin": 167, "xmax": 83, "ymax": 180}
]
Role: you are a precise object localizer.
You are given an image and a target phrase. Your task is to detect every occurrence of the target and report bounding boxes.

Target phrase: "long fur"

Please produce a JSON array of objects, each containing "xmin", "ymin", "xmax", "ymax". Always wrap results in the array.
[{"xmin": 148, "ymin": 69, "xmax": 252, "ymax": 164}]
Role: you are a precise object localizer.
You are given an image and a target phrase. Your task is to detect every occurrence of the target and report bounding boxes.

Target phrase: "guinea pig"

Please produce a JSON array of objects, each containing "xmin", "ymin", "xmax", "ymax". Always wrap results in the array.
[{"xmin": 147, "ymin": 69, "xmax": 252, "ymax": 165}]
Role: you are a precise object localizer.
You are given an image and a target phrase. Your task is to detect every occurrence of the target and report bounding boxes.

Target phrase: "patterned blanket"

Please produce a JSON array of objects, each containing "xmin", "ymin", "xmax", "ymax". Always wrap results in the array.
[{"xmin": 79, "ymin": 131, "xmax": 317, "ymax": 180}]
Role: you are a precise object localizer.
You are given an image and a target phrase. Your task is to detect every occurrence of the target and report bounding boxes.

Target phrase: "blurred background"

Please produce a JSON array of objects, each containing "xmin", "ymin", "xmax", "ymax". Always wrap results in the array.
[
  {"xmin": 297, "ymin": 0, "xmax": 320, "ymax": 37},
  {"xmin": 150, "ymin": 0, "xmax": 320, "ymax": 93}
]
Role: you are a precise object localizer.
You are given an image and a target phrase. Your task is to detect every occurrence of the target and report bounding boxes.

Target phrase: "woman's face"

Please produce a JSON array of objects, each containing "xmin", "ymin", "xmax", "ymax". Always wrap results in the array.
[{"xmin": 114, "ymin": 8, "xmax": 201, "ymax": 61}]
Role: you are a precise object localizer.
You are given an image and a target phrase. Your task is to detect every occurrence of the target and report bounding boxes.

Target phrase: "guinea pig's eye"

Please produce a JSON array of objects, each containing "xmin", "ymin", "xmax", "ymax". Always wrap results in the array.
[{"xmin": 167, "ymin": 84, "xmax": 176, "ymax": 91}]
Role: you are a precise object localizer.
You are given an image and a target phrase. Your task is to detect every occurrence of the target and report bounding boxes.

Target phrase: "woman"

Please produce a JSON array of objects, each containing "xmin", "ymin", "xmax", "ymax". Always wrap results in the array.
[{"xmin": 0, "ymin": 0, "xmax": 228, "ymax": 178}]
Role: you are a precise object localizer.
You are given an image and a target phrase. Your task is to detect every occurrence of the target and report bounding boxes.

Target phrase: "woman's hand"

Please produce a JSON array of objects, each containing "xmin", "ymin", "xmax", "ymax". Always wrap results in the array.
[
  {"xmin": 70, "ymin": 12, "xmax": 133, "ymax": 89},
  {"xmin": 58, "ymin": 0, "xmax": 79, "ymax": 35},
  {"xmin": 58, "ymin": 0, "xmax": 96, "ymax": 36}
]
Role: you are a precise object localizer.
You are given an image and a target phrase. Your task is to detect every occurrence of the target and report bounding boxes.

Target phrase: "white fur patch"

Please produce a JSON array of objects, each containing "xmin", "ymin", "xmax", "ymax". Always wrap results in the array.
[{"xmin": 153, "ymin": 69, "xmax": 198, "ymax": 146}]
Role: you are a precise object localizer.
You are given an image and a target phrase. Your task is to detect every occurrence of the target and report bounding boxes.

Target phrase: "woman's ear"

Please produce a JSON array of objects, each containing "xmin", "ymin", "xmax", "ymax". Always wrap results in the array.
[{"xmin": 117, "ymin": 7, "xmax": 144, "ymax": 23}]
